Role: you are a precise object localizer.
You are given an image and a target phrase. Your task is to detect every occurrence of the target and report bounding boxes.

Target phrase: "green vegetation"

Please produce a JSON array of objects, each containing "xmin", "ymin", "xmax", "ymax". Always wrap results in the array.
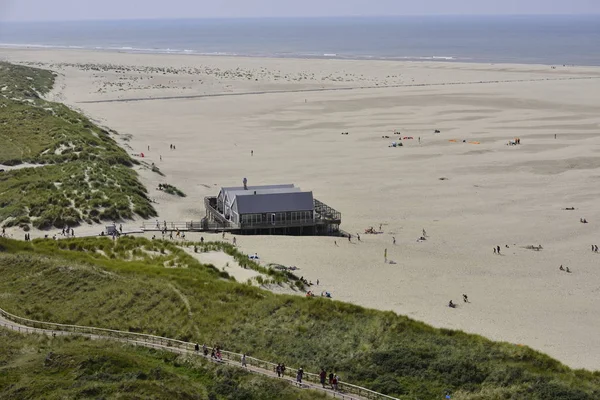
[
  {"xmin": 159, "ymin": 182, "xmax": 186, "ymax": 197},
  {"xmin": 1, "ymin": 237, "xmax": 599, "ymax": 399},
  {"xmin": 0, "ymin": 329, "xmax": 324, "ymax": 400},
  {"xmin": 0, "ymin": 62, "xmax": 157, "ymax": 229}
]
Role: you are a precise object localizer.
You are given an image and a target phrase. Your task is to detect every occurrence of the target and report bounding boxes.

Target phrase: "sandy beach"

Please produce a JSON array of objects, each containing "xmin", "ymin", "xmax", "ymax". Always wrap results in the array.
[{"xmin": 2, "ymin": 48, "xmax": 600, "ymax": 370}]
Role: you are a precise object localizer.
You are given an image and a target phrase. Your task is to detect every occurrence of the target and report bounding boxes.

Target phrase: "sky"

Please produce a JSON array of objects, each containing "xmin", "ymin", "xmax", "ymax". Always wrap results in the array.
[{"xmin": 1, "ymin": 0, "xmax": 599, "ymax": 22}]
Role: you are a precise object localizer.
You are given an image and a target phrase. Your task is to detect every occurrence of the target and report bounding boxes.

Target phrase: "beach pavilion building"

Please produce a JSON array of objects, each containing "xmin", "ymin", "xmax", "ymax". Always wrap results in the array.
[{"xmin": 203, "ymin": 183, "xmax": 341, "ymax": 235}]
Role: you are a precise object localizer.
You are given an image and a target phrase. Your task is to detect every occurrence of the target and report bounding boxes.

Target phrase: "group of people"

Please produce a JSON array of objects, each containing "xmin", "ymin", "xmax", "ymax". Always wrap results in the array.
[
  {"xmin": 319, "ymin": 369, "xmax": 339, "ymax": 391},
  {"xmin": 275, "ymin": 363, "xmax": 287, "ymax": 377},
  {"xmin": 61, "ymin": 226, "xmax": 75, "ymax": 237},
  {"xmin": 192, "ymin": 344, "xmax": 344, "ymax": 392},
  {"xmin": 449, "ymin": 294, "xmax": 469, "ymax": 308},
  {"xmin": 195, "ymin": 343, "xmax": 223, "ymax": 361},
  {"xmin": 559, "ymin": 265, "xmax": 572, "ymax": 273}
]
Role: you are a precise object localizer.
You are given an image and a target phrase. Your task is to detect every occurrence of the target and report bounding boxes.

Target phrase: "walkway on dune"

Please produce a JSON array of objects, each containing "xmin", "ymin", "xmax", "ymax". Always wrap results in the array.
[
  {"xmin": 77, "ymin": 76, "xmax": 600, "ymax": 104},
  {"xmin": 0, "ymin": 307, "xmax": 396, "ymax": 400}
]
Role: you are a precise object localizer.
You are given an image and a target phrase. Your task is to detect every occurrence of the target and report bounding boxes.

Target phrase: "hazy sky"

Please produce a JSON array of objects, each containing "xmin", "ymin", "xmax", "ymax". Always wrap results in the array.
[{"xmin": 1, "ymin": 0, "xmax": 599, "ymax": 21}]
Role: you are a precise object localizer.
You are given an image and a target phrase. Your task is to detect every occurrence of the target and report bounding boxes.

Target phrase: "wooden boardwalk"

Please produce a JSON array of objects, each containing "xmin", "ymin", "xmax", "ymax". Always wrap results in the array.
[{"xmin": 0, "ymin": 307, "xmax": 397, "ymax": 400}]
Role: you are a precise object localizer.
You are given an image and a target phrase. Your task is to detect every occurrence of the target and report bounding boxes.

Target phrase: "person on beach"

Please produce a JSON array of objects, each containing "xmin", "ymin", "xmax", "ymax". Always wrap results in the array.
[
  {"xmin": 463, "ymin": 294, "xmax": 469, "ymax": 303},
  {"xmin": 566, "ymin": 267, "xmax": 572, "ymax": 273},
  {"xmin": 251, "ymin": 150, "xmax": 254, "ymax": 156},
  {"xmin": 334, "ymin": 241, "xmax": 338, "ymax": 246},
  {"xmin": 148, "ymin": 145, "xmax": 150, "ymax": 151},
  {"xmin": 384, "ymin": 248, "xmax": 388, "ymax": 263},
  {"xmin": 233, "ymin": 237, "xmax": 237, "ymax": 246},
  {"xmin": 393, "ymin": 237, "xmax": 396, "ymax": 245},
  {"xmin": 560, "ymin": 265, "xmax": 565, "ymax": 271},
  {"xmin": 449, "ymin": 300, "xmax": 456, "ymax": 308},
  {"xmin": 494, "ymin": 247, "xmax": 497, "ymax": 254},
  {"xmin": 357, "ymin": 233, "xmax": 361, "ymax": 241},
  {"xmin": 348, "ymin": 234, "xmax": 351, "ymax": 242},
  {"xmin": 423, "ymin": 228, "xmax": 427, "ymax": 237},
  {"xmin": 497, "ymin": 245, "xmax": 501, "ymax": 254},
  {"xmin": 320, "ymin": 368, "xmax": 327, "ymax": 387}
]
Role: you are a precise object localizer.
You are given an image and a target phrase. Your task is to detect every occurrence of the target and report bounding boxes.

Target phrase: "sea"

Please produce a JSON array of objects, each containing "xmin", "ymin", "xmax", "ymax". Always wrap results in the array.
[{"xmin": 1, "ymin": 15, "xmax": 600, "ymax": 66}]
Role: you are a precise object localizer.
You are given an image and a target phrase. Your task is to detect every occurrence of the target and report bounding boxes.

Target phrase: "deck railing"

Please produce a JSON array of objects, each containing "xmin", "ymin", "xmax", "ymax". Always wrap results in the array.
[
  {"xmin": 314, "ymin": 198, "xmax": 342, "ymax": 222},
  {"xmin": 0, "ymin": 307, "xmax": 397, "ymax": 400}
]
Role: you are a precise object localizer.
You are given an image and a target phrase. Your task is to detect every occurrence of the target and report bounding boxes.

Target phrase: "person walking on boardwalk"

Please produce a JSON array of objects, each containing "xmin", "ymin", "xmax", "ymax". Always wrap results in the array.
[
  {"xmin": 276, "ymin": 363, "xmax": 282, "ymax": 377},
  {"xmin": 320, "ymin": 368, "xmax": 327, "ymax": 388},
  {"xmin": 329, "ymin": 371, "xmax": 334, "ymax": 387},
  {"xmin": 296, "ymin": 367, "xmax": 304, "ymax": 385},
  {"xmin": 241, "ymin": 353, "xmax": 247, "ymax": 367},
  {"xmin": 332, "ymin": 374, "xmax": 339, "ymax": 391},
  {"xmin": 203, "ymin": 344, "xmax": 208, "ymax": 356},
  {"xmin": 194, "ymin": 343, "xmax": 199, "ymax": 352},
  {"xmin": 281, "ymin": 363, "xmax": 286, "ymax": 377}
]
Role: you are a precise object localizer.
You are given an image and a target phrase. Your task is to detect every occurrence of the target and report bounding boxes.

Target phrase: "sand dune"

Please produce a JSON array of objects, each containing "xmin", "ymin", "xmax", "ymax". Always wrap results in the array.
[{"xmin": 2, "ymin": 48, "xmax": 600, "ymax": 370}]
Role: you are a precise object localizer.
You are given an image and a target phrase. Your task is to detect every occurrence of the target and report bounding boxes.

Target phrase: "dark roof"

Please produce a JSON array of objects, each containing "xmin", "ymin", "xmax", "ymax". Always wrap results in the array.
[
  {"xmin": 222, "ymin": 184, "xmax": 295, "ymax": 192},
  {"xmin": 235, "ymin": 191, "xmax": 314, "ymax": 214}
]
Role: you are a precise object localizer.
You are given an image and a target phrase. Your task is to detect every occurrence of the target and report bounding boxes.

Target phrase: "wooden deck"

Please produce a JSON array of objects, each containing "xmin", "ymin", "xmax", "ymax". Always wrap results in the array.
[{"xmin": 140, "ymin": 197, "xmax": 341, "ymax": 236}]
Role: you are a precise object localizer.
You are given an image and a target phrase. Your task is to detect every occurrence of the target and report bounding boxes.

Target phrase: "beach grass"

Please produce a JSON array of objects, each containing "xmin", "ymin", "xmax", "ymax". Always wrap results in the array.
[
  {"xmin": 159, "ymin": 183, "xmax": 187, "ymax": 197},
  {"xmin": 0, "ymin": 329, "xmax": 324, "ymax": 400},
  {"xmin": 0, "ymin": 62, "xmax": 157, "ymax": 229},
  {"xmin": 0, "ymin": 237, "xmax": 599, "ymax": 399}
]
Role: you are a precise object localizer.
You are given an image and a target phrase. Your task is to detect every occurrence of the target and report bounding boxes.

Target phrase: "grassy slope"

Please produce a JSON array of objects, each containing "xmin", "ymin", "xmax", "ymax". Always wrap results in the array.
[
  {"xmin": 0, "ymin": 237, "xmax": 599, "ymax": 399},
  {"xmin": 0, "ymin": 62, "xmax": 156, "ymax": 229},
  {"xmin": 0, "ymin": 329, "xmax": 325, "ymax": 400}
]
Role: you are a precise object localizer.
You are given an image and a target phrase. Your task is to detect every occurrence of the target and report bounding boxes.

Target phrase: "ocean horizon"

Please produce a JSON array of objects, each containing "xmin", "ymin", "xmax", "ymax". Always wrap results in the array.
[{"xmin": 1, "ymin": 15, "xmax": 600, "ymax": 66}]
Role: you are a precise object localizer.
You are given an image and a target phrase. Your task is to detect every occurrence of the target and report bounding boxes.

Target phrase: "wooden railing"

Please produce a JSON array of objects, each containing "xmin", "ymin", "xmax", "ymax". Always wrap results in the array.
[{"xmin": 0, "ymin": 307, "xmax": 398, "ymax": 400}]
